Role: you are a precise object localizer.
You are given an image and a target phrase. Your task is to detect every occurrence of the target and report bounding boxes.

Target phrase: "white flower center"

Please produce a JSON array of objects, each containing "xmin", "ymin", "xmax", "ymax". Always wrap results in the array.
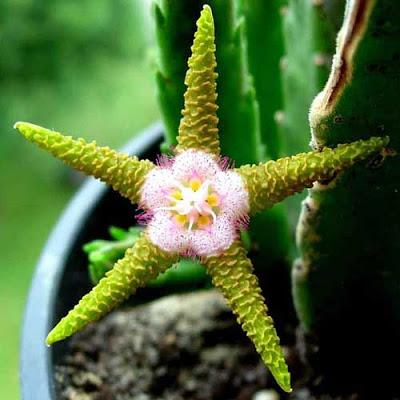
[{"xmin": 162, "ymin": 177, "xmax": 220, "ymax": 231}]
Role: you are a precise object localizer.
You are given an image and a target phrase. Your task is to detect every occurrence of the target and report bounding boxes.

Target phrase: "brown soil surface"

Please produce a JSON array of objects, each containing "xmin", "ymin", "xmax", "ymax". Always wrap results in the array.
[{"xmin": 54, "ymin": 290, "xmax": 395, "ymax": 400}]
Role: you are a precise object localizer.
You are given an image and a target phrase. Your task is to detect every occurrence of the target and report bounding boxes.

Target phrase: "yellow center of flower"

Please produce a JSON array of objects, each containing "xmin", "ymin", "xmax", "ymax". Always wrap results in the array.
[{"xmin": 164, "ymin": 177, "xmax": 220, "ymax": 231}]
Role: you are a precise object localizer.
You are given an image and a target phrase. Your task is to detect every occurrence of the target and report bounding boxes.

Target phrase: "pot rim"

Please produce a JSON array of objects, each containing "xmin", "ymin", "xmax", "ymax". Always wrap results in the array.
[{"xmin": 20, "ymin": 122, "xmax": 163, "ymax": 400}]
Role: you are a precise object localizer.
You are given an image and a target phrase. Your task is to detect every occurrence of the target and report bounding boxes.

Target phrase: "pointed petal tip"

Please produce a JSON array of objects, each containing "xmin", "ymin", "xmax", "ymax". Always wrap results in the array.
[
  {"xmin": 176, "ymin": 3, "xmax": 219, "ymax": 155},
  {"xmin": 275, "ymin": 375, "xmax": 292, "ymax": 393},
  {"xmin": 45, "ymin": 328, "xmax": 62, "ymax": 346},
  {"xmin": 270, "ymin": 364, "xmax": 291, "ymax": 392},
  {"xmin": 282, "ymin": 383, "xmax": 292, "ymax": 393},
  {"xmin": 13, "ymin": 121, "xmax": 42, "ymax": 138},
  {"xmin": 45, "ymin": 336, "xmax": 54, "ymax": 347},
  {"xmin": 200, "ymin": 4, "xmax": 213, "ymax": 21},
  {"xmin": 13, "ymin": 121, "xmax": 30, "ymax": 132}
]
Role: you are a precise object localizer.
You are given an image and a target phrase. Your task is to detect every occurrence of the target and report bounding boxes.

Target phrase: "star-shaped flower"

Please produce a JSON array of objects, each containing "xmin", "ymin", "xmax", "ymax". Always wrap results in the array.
[
  {"xmin": 141, "ymin": 149, "xmax": 249, "ymax": 256},
  {"xmin": 14, "ymin": 5, "xmax": 388, "ymax": 393}
]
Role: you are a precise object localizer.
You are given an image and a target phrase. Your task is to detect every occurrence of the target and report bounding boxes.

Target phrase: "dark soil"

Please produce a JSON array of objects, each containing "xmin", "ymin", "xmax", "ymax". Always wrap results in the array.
[{"xmin": 54, "ymin": 290, "xmax": 394, "ymax": 400}]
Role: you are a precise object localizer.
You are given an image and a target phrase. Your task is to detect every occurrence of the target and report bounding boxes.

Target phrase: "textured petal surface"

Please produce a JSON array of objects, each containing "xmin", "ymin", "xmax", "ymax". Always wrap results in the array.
[
  {"xmin": 14, "ymin": 122, "xmax": 154, "ymax": 204},
  {"xmin": 204, "ymin": 240, "xmax": 291, "ymax": 392},
  {"xmin": 213, "ymin": 170, "xmax": 249, "ymax": 219},
  {"xmin": 140, "ymin": 168, "xmax": 177, "ymax": 209},
  {"xmin": 147, "ymin": 211, "xmax": 190, "ymax": 254},
  {"xmin": 172, "ymin": 150, "xmax": 220, "ymax": 181},
  {"xmin": 176, "ymin": 5, "xmax": 220, "ymax": 155},
  {"xmin": 190, "ymin": 215, "xmax": 236, "ymax": 256},
  {"xmin": 237, "ymin": 136, "xmax": 389, "ymax": 214},
  {"xmin": 46, "ymin": 233, "xmax": 178, "ymax": 345}
]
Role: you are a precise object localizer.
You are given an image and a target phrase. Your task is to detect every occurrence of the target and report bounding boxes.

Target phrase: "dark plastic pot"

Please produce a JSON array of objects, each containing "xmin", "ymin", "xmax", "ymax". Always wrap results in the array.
[{"xmin": 20, "ymin": 123, "xmax": 163, "ymax": 400}]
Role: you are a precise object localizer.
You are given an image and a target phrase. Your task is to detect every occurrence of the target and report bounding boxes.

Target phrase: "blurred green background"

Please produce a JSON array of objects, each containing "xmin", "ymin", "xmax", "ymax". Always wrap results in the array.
[{"xmin": 0, "ymin": 1, "xmax": 158, "ymax": 397}]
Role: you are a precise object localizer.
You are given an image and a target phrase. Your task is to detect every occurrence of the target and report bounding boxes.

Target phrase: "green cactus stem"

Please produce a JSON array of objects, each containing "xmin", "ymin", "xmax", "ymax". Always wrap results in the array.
[
  {"xmin": 211, "ymin": 1, "xmax": 293, "ymax": 301},
  {"xmin": 294, "ymin": 0, "xmax": 400, "ymax": 393},
  {"xmin": 154, "ymin": 0, "xmax": 263, "ymax": 165},
  {"xmin": 312, "ymin": 0, "xmax": 346, "ymax": 87},
  {"xmin": 237, "ymin": 0, "xmax": 285, "ymax": 160},
  {"xmin": 153, "ymin": 0, "xmax": 290, "ymax": 282},
  {"xmin": 280, "ymin": 0, "xmax": 344, "ymax": 155},
  {"xmin": 279, "ymin": 0, "xmax": 345, "ymax": 230},
  {"xmin": 208, "ymin": 0, "xmax": 263, "ymax": 166},
  {"xmin": 153, "ymin": 0, "xmax": 202, "ymax": 148},
  {"xmin": 280, "ymin": 0, "xmax": 318, "ymax": 155}
]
